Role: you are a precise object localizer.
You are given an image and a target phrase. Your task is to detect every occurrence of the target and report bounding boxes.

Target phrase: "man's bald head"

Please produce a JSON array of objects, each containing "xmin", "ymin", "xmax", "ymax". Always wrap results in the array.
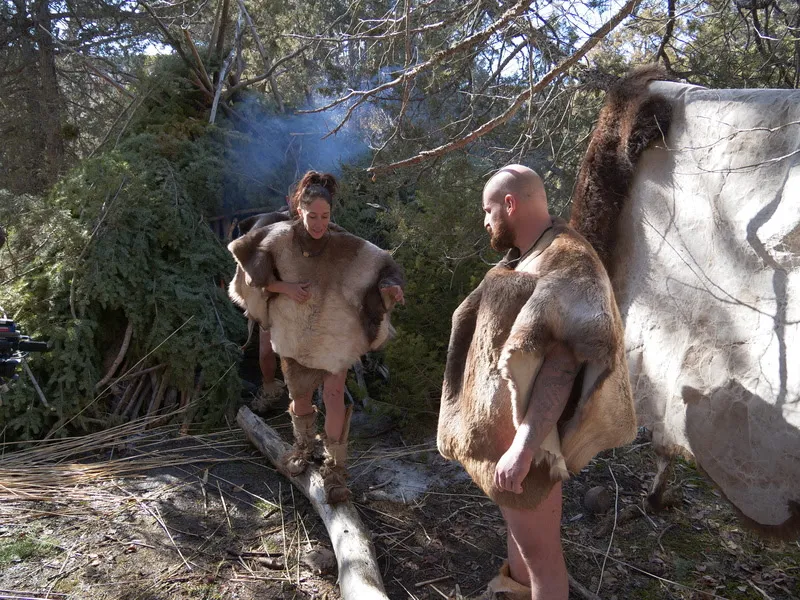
[
  {"xmin": 481, "ymin": 164, "xmax": 551, "ymax": 253},
  {"xmin": 482, "ymin": 164, "xmax": 547, "ymax": 209}
]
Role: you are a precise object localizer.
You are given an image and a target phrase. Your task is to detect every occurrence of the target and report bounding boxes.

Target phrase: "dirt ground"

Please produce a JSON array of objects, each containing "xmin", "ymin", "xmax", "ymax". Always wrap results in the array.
[{"xmin": 1, "ymin": 397, "xmax": 798, "ymax": 600}]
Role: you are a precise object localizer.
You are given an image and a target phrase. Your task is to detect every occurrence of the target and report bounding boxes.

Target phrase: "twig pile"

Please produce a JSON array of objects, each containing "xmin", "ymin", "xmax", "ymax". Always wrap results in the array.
[
  {"xmin": 90, "ymin": 318, "xmax": 206, "ymax": 431},
  {"xmin": 0, "ymin": 417, "xmax": 259, "ymax": 505}
]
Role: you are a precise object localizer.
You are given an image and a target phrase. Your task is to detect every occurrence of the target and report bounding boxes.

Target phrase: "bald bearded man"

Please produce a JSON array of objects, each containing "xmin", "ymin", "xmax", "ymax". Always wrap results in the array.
[{"xmin": 438, "ymin": 165, "xmax": 636, "ymax": 599}]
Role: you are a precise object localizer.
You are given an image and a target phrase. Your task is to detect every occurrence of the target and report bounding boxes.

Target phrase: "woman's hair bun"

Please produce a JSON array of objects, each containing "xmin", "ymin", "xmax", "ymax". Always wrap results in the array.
[
  {"xmin": 299, "ymin": 170, "xmax": 338, "ymax": 199},
  {"xmin": 289, "ymin": 170, "xmax": 339, "ymax": 215}
]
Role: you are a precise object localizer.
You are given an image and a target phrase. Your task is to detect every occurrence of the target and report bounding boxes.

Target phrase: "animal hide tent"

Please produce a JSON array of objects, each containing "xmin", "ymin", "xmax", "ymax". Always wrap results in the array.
[{"xmin": 576, "ymin": 75, "xmax": 800, "ymax": 535}]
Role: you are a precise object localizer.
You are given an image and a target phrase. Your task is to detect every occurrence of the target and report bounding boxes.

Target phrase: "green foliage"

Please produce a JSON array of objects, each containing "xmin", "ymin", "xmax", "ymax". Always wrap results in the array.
[
  {"xmin": 331, "ymin": 158, "xmax": 493, "ymax": 428},
  {"xmin": 0, "ymin": 536, "xmax": 59, "ymax": 566},
  {"xmin": 375, "ymin": 328, "xmax": 444, "ymax": 425},
  {"xmin": 606, "ymin": 0, "xmax": 800, "ymax": 89},
  {"xmin": 0, "ymin": 58, "xmax": 255, "ymax": 443}
]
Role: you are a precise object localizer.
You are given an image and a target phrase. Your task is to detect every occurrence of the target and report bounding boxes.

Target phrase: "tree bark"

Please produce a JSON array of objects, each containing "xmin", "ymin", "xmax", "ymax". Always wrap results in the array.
[
  {"xmin": 236, "ymin": 406, "xmax": 390, "ymax": 600},
  {"xmin": 235, "ymin": 0, "xmax": 284, "ymax": 112},
  {"xmin": 35, "ymin": 0, "xmax": 64, "ymax": 185}
]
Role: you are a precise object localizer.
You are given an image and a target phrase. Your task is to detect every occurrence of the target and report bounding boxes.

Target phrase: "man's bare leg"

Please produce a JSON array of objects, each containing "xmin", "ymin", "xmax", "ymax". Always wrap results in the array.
[{"xmin": 500, "ymin": 482, "xmax": 568, "ymax": 600}]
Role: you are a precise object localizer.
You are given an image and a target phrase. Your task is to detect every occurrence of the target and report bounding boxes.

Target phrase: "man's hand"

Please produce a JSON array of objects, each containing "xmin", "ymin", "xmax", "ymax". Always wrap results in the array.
[
  {"xmin": 497, "ymin": 343, "xmax": 578, "ymax": 494},
  {"xmin": 381, "ymin": 285, "xmax": 405, "ymax": 305},
  {"xmin": 494, "ymin": 444, "xmax": 534, "ymax": 494}
]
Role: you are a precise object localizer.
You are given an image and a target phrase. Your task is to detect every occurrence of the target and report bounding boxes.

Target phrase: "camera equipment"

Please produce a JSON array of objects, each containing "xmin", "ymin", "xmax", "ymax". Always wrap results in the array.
[{"xmin": 0, "ymin": 316, "xmax": 49, "ymax": 388}]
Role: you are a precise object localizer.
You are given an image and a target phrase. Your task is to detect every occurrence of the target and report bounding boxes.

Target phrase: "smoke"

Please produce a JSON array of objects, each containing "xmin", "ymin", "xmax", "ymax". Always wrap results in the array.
[{"xmin": 223, "ymin": 93, "xmax": 375, "ymax": 213}]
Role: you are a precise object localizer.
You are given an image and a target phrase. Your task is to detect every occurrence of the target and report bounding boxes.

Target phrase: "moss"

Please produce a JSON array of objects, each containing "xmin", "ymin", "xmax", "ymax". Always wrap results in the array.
[
  {"xmin": 186, "ymin": 583, "xmax": 224, "ymax": 599},
  {"xmin": 660, "ymin": 525, "xmax": 715, "ymax": 561},
  {"xmin": 0, "ymin": 537, "xmax": 59, "ymax": 565},
  {"xmin": 255, "ymin": 498, "xmax": 279, "ymax": 515}
]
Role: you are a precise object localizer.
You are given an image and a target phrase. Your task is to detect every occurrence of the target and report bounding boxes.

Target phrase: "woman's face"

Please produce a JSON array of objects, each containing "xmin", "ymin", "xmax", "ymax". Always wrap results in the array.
[{"xmin": 299, "ymin": 197, "xmax": 331, "ymax": 239}]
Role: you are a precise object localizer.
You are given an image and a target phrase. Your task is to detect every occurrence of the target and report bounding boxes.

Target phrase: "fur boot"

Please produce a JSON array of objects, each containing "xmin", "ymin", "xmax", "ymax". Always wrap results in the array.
[
  {"xmin": 282, "ymin": 405, "xmax": 317, "ymax": 476},
  {"xmin": 320, "ymin": 404, "xmax": 353, "ymax": 504},
  {"xmin": 473, "ymin": 561, "xmax": 531, "ymax": 600}
]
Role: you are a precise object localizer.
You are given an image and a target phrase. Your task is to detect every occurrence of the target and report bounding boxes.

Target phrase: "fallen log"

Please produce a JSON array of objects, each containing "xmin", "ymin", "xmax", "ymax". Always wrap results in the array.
[{"xmin": 236, "ymin": 406, "xmax": 389, "ymax": 600}]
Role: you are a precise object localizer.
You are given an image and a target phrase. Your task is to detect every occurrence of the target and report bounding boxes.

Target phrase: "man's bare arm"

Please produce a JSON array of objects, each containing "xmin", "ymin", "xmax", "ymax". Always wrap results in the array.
[
  {"xmin": 514, "ymin": 342, "xmax": 579, "ymax": 452},
  {"xmin": 495, "ymin": 342, "xmax": 579, "ymax": 493}
]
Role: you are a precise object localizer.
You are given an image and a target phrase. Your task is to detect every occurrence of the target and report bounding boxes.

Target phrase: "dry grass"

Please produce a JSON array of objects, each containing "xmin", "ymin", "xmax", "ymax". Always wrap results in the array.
[{"xmin": 1, "ymin": 416, "xmax": 798, "ymax": 600}]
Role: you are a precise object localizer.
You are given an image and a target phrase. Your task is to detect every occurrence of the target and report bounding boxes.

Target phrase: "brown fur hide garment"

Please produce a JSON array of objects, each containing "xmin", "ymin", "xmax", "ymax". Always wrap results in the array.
[
  {"xmin": 228, "ymin": 220, "xmax": 403, "ymax": 375},
  {"xmin": 438, "ymin": 218, "xmax": 636, "ymax": 509},
  {"xmin": 569, "ymin": 64, "xmax": 672, "ymax": 276}
]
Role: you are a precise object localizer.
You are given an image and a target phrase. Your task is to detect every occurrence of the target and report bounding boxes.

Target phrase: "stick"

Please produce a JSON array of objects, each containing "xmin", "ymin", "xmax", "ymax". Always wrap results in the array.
[
  {"xmin": 235, "ymin": 0, "xmax": 284, "ymax": 111},
  {"xmin": 146, "ymin": 369, "xmax": 170, "ymax": 418},
  {"xmin": 22, "ymin": 360, "xmax": 49, "ymax": 408},
  {"xmin": 237, "ymin": 406, "xmax": 390, "ymax": 600},
  {"xmin": 597, "ymin": 464, "xmax": 620, "ymax": 594},
  {"xmin": 118, "ymin": 375, "xmax": 146, "ymax": 418},
  {"xmin": 209, "ymin": 5, "xmax": 243, "ymax": 124},
  {"xmin": 95, "ymin": 321, "xmax": 134, "ymax": 390},
  {"xmin": 569, "ymin": 574, "xmax": 602, "ymax": 600},
  {"xmin": 124, "ymin": 377, "xmax": 150, "ymax": 419},
  {"xmin": 183, "ymin": 28, "xmax": 215, "ymax": 93},
  {"xmin": 112, "ymin": 374, "xmax": 139, "ymax": 417},
  {"xmin": 180, "ymin": 372, "xmax": 204, "ymax": 435},
  {"xmin": 113, "ymin": 363, "xmax": 166, "ymax": 385},
  {"xmin": 415, "ymin": 575, "xmax": 452, "ymax": 588}
]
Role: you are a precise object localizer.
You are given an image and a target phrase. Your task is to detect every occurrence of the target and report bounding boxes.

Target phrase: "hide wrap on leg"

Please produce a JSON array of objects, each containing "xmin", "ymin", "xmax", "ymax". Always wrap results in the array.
[
  {"xmin": 321, "ymin": 404, "xmax": 353, "ymax": 505},
  {"xmin": 283, "ymin": 405, "xmax": 318, "ymax": 477}
]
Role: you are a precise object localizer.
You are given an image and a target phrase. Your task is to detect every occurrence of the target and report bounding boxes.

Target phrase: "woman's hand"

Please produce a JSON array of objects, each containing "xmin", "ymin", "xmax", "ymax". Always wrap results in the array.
[
  {"xmin": 381, "ymin": 285, "xmax": 405, "ymax": 305},
  {"xmin": 267, "ymin": 281, "xmax": 311, "ymax": 303},
  {"xmin": 284, "ymin": 282, "xmax": 311, "ymax": 303}
]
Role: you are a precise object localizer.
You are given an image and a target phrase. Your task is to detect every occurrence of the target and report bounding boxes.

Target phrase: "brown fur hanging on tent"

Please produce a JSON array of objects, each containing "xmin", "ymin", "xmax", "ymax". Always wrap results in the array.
[{"xmin": 569, "ymin": 65, "xmax": 672, "ymax": 275}]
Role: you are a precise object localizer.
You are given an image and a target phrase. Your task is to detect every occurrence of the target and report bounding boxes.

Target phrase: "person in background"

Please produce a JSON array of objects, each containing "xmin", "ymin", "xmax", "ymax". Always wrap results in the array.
[{"xmin": 237, "ymin": 207, "xmax": 290, "ymax": 410}]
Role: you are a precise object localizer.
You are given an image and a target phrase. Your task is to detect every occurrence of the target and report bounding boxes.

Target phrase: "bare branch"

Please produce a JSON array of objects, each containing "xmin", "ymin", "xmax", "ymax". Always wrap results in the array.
[
  {"xmin": 210, "ymin": 2, "xmax": 244, "ymax": 123},
  {"xmin": 474, "ymin": 37, "xmax": 529, "ymax": 99},
  {"xmin": 656, "ymin": 0, "xmax": 677, "ymax": 66},
  {"xmin": 137, "ymin": 1, "xmax": 195, "ymax": 75},
  {"xmin": 95, "ymin": 321, "xmax": 134, "ymax": 391},
  {"xmin": 183, "ymin": 28, "xmax": 215, "ymax": 92},
  {"xmin": 368, "ymin": 0, "xmax": 642, "ymax": 176},
  {"xmin": 222, "ymin": 43, "xmax": 311, "ymax": 99},
  {"xmin": 236, "ymin": 0, "xmax": 284, "ymax": 111},
  {"xmin": 300, "ymin": 0, "xmax": 531, "ymax": 136},
  {"xmin": 283, "ymin": 19, "xmax": 448, "ymax": 42},
  {"xmin": 36, "ymin": 25, "xmax": 134, "ymax": 98}
]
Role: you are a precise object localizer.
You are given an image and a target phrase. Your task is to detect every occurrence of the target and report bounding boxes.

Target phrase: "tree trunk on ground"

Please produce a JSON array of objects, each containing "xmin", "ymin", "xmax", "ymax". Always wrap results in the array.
[{"xmin": 236, "ymin": 406, "xmax": 390, "ymax": 600}]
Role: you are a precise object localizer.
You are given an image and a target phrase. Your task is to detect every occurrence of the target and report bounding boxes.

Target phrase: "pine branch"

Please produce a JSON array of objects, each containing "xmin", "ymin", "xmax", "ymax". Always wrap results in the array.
[{"xmin": 368, "ymin": 0, "xmax": 642, "ymax": 176}]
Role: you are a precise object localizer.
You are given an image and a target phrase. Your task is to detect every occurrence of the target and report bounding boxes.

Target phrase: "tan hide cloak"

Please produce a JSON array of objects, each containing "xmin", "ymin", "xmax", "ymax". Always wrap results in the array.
[
  {"xmin": 437, "ymin": 218, "xmax": 636, "ymax": 508},
  {"xmin": 228, "ymin": 220, "xmax": 403, "ymax": 374}
]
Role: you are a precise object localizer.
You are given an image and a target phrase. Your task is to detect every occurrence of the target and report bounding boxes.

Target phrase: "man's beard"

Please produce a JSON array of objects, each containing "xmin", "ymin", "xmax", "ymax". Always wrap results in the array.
[{"xmin": 490, "ymin": 214, "xmax": 515, "ymax": 252}]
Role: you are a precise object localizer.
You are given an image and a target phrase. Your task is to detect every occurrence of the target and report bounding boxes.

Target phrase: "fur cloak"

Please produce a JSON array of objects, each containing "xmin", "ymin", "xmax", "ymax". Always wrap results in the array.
[
  {"xmin": 437, "ymin": 218, "xmax": 636, "ymax": 508},
  {"xmin": 228, "ymin": 220, "xmax": 404, "ymax": 374}
]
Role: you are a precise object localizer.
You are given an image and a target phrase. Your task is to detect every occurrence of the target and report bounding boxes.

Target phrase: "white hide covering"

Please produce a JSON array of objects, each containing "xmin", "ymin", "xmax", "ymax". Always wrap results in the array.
[{"xmin": 617, "ymin": 81, "xmax": 800, "ymax": 528}]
